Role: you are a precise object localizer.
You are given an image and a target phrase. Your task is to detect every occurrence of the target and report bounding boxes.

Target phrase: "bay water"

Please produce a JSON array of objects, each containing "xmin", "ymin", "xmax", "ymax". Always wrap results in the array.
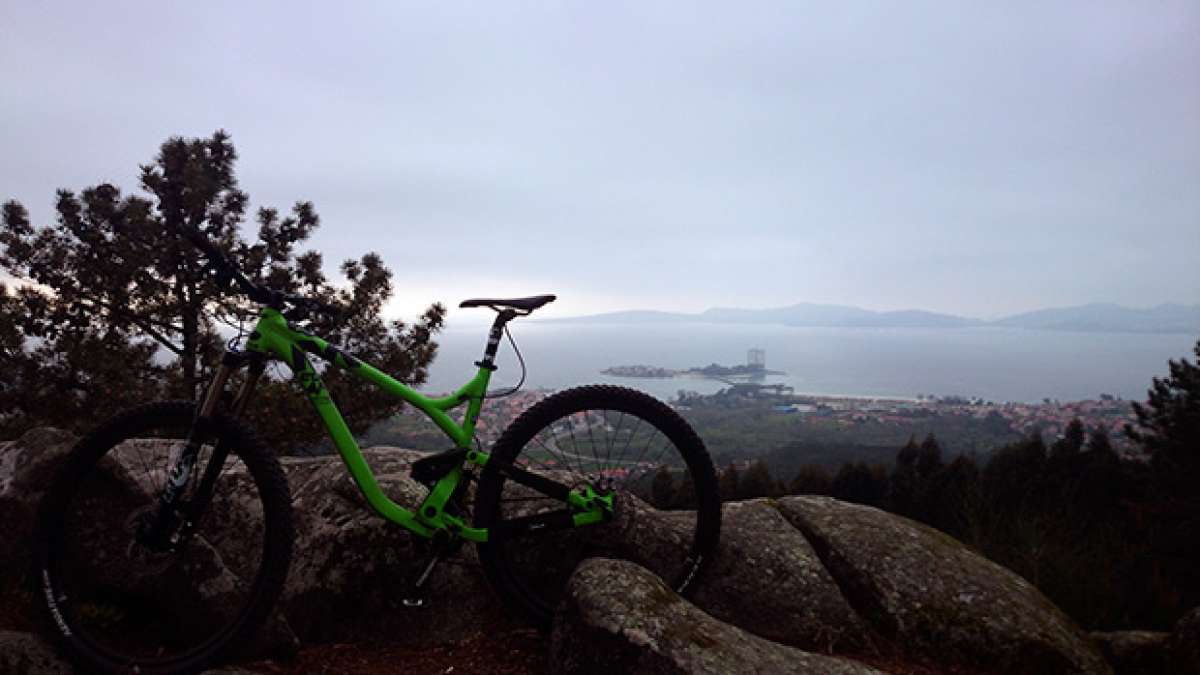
[{"xmin": 418, "ymin": 319, "xmax": 1197, "ymax": 404}]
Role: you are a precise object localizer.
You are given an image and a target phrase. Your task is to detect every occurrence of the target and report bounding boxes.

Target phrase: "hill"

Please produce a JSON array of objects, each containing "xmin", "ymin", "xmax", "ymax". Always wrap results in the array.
[{"xmin": 545, "ymin": 301, "xmax": 1199, "ymax": 333}]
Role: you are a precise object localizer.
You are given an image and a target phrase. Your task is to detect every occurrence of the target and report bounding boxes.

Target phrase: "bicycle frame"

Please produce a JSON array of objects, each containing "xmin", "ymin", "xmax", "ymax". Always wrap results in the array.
[{"xmin": 213, "ymin": 306, "xmax": 610, "ymax": 544}]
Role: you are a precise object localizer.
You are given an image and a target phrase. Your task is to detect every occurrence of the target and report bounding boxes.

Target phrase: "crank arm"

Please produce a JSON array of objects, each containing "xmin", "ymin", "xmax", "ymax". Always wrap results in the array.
[
  {"xmin": 495, "ymin": 462, "xmax": 614, "ymax": 512},
  {"xmin": 494, "ymin": 509, "xmax": 585, "ymax": 539},
  {"xmin": 493, "ymin": 462, "xmax": 573, "ymax": 502}
]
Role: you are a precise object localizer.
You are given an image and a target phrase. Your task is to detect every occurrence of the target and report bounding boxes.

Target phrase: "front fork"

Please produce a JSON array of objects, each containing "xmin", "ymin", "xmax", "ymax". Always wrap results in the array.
[{"xmin": 140, "ymin": 350, "xmax": 264, "ymax": 549}]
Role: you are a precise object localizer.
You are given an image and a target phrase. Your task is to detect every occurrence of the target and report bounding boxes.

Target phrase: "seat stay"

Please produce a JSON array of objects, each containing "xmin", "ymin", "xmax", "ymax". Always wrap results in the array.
[{"xmin": 244, "ymin": 308, "xmax": 492, "ymax": 539}]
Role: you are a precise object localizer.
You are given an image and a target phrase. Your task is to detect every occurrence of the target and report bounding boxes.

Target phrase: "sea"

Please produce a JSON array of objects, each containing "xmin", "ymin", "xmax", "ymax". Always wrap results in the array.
[{"xmin": 417, "ymin": 319, "xmax": 1198, "ymax": 404}]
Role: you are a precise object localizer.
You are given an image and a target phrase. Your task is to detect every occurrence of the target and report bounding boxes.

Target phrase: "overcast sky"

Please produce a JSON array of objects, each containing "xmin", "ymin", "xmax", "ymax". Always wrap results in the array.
[{"xmin": 2, "ymin": 2, "xmax": 1197, "ymax": 321}]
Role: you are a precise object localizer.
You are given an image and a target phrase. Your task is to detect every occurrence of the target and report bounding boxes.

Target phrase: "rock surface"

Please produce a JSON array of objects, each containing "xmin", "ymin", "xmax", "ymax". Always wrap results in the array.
[
  {"xmin": 687, "ymin": 500, "xmax": 871, "ymax": 652},
  {"xmin": 0, "ymin": 428, "xmax": 80, "ymax": 574},
  {"xmin": 1089, "ymin": 630, "xmax": 1170, "ymax": 675},
  {"xmin": 2, "ymin": 428, "xmax": 1123, "ymax": 674},
  {"xmin": 0, "ymin": 630, "xmax": 72, "ymax": 675},
  {"xmin": 0, "ymin": 630, "xmax": 259, "ymax": 675},
  {"xmin": 774, "ymin": 495, "xmax": 1112, "ymax": 675},
  {"xmin": 550, "ymin": 558, "xmax": 885, "ymax": 675},
  {"xmin": 1172, "ymin": 607, "xmax": 1200, "ymax": 675},
  {"xmin": 269, "ymin": 447, "xmax": 514, "ymax": 644},
  {"xmin": 0, "ymin": 429, "xmax": 509, "ymax": 659}
]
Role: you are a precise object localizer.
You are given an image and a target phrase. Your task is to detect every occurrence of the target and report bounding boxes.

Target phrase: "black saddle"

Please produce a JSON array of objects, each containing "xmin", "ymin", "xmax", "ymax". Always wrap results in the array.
[{"xmin": 459, "ymin": 295, "xmax": 556, "ymax": 313}]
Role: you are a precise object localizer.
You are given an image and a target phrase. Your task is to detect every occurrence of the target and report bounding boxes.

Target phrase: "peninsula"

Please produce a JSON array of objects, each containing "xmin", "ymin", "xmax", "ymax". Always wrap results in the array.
[{"xmin": 603, "ymin": 352, "xmax": 785, "ymax": 381}]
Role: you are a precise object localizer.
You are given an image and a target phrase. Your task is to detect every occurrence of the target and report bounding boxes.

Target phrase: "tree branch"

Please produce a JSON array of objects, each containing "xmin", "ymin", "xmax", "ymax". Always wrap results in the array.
[{"xmin": 75, "ymin": 296, "xmax": 184, "ymax": 356}]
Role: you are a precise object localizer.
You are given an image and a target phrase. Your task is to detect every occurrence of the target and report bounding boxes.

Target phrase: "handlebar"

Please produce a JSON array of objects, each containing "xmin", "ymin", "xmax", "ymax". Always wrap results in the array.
[{"xmin": 177, "ymin": 226, "xmax": 341, "ymax": 320}]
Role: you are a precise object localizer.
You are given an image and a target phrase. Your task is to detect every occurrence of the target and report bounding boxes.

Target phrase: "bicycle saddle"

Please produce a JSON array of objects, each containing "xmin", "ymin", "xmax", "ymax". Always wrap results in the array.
[{"xmin": 458, "ymin": 295, "xmax": 556, "ymax": 312}]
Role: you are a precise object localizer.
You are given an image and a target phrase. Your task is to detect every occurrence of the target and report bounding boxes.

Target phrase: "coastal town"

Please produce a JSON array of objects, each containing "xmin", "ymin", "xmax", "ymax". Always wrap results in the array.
[
  {"xmin": 373, "ymin": 379, "xmax": 1141, "ymax": 460},
  {"xmin": 673, "ymin": 385, "xmax": 1140, "ymax": 454},
  {"xmin": 602, "ymin": 349, "xmax": 1141, "ymax": 454}
]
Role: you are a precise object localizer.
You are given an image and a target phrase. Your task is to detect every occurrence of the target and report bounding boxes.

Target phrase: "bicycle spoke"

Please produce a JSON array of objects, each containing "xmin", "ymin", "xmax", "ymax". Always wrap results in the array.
[
  {"xmin": 529, "ymin": 431, "xmax": 576, "ymax": 477},
  {"xmin": 480, "ymin": 387, "xmax": 719, "ymax": 628},
  {"xmin": 129, "ymin": 443, "xmax": 161, "ymax": 496},
  {"xmin": 584, "ymin": 410, "xmax": 601, "ymax": 475},
  {"xmin": 604, "ymin": 411, "xmax": 624, "ymax": 476},
  {"xmin": 561, "ymin": 416, "xmax": 582, "ymax": 477}
]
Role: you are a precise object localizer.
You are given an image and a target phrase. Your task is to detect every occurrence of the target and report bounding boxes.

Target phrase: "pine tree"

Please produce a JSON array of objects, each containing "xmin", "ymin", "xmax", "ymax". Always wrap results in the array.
[
  {"xmin": 1086, "ymin": 427, "xmax": 1115, "ymax": 456},
  {"xmin": 789, "ymin": 464, "xmax": 832, "ymax": 496},
  {"xmin": 832, "ymin": 461, "xmax": 888, "ymax": 507},
  {"xmin": 1125, "ymin": 339, "xmax": 1200, "ymax": 613},
  {"xmin": 718, "ymin": 463, "xmax": 740, "ymax": 502},
  {"xmin": 889, "ymin": 435, "xmax": 921, "ymax": 516},
  {"xmin": 651, "ymin": 466, "xmax": 676, "ymax": 510},
  {"xmin": 0, "ymin": 282, "xmax": 165, "ymax": 437},
  {"xmin": 0, "ymin": 131, "xmax": 445, "ymax": 449},
  {"xmin": 1051, "ymin": 418, "xmax": 1086, "ymax": 459},
  {"xmin": 920, "ymin": 455, "xmax": 981, "ymax": 538},
  {"xmin": 672, "ymin": 471, "xmax": 699, "ymax": 510},
  {"xmin": 1127, "ymin": 339, "xmax": 1200, "ymax": 473},
  {"xmin": 982, "ymin": 431, "xmax": 1047, "ymax": 513},
  {"xmin": 737, "ymin": 460, "xmax": 774, "ymax": 500},
  {"xmin": 917, "ymin": 432, "xmax": 944, "ymax": 479}
]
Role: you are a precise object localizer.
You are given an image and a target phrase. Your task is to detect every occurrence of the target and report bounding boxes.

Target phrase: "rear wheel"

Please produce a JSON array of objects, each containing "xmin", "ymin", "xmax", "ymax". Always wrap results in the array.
[
  {"xmin": 474, "ymin": 385, "xmax": 720, "ymax": 627},
  {"xmin": 32, "ymin": 401, "xmax": 294, "ymax": 675}
]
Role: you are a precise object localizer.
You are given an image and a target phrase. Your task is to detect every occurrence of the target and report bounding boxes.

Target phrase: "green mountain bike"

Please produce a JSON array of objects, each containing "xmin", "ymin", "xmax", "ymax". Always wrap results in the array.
[{"xmin": 31, "ymin": 228, "xmax": 722, "ymax": 675}]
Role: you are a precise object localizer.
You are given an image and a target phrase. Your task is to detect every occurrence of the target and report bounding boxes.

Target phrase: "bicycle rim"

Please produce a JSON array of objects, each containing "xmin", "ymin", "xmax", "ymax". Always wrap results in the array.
[
  {"xmin": 476, "ymin": 386, "xmax": 720, "ymax": 625},
  {"xmin": 35, "ymin": 402, "xmax": 290, "ymax": 674}
]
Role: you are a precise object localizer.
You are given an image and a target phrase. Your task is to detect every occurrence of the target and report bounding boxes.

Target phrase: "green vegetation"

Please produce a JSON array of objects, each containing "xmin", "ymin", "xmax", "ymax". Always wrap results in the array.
[
  {"xmin": 0, "ymin": 131, "xmax": 444, "ymax": 451},
  {"xmin": 679, "ymin": 397, "xmax": 1017, "ymax": 473},
  {"xmin": 685, "ymin": 338, "xmax": 1200, "ymax": 632}
]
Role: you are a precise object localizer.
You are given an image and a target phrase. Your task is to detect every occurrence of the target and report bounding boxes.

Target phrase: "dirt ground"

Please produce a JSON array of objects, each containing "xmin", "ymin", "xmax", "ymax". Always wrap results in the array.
[{"xmin": 238, "ymin": 629, "xmax": 549, "ymax": 675}]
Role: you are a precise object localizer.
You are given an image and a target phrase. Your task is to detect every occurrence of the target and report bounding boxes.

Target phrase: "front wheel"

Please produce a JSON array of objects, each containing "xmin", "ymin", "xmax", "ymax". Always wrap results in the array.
[
  {"xmin": 31, "ymin": 401, "xmax": 294, "ymax": 675},
  {"xmin": 474, "ymin": 385, "xmax": 721, "ymax": 627}
]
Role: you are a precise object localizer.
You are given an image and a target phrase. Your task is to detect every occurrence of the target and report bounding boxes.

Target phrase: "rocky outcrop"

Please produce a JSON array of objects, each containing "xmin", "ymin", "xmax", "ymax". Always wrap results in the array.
[
  {"xmin": 774, "ymin": 496, "xmax": 1112, "ymax": 674},
  {"xmin": 0, "ymin": 428, "xmax": 1117, "ymax": 674},
  {"xmin": 1089, "ymin": 610, "xmax": 1200, "ymax": 675},
  {"xmin": 0, "ymin": 429, "xmax": 511, "ymax": 660},
  {"xmin": 0, "ymin": 428, "xmax": 79, "ymax": 574},
  {"xmin": 267, "ymin": 447, "xmax": 513, "ymax": 644},
  {"xmin": 550, "ymin": 558, "xmax": 884, "ymax": 675},
  {"xmin": 573, "ymin": 488, "xmax": 872, "ymax": 653},
  {"xmin": 0, "ymin": 630, "xmax": 72, "ymax": 675},
  {"xmin": 1089, "ymin": 631, "xmax": 1171, "ymax": 675},
  {"xmin": 686, "ymin": 500, "xmax": 871, "ymax": 652},
  {"xmin": 0, "ymin": 630, "xmax": 258, "ymax": 675},
  {"xmin": 1172, "ymin": 607, "xmax": 1200, "ymax": 675}
]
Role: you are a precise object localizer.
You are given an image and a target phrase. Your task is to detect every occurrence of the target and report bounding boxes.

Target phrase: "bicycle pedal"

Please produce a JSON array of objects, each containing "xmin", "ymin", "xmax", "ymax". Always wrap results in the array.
[{"xmin": 401, "ymin": 547, "xmax": 442, "ymax": 609}]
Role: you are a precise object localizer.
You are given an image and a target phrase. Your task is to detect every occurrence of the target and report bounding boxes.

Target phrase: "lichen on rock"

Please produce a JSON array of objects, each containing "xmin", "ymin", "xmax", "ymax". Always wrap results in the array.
[
  {"xmin": 550, "ymin": 557, "xmax": 886, "ymax": 675},
  {"xmin": 775, "ymin": 495, "xmax": 1111, "ymax": 675}
]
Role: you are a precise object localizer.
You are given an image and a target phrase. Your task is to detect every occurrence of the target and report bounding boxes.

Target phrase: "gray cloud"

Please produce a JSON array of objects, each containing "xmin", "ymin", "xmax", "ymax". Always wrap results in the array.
[{"xmin": 2, "ymin": 1, "xmax": 1197, "ymax": 319}]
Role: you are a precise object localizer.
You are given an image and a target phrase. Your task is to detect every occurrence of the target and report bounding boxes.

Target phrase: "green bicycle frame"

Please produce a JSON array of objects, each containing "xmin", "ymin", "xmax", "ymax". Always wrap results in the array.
[{"xmin": 237, "ymin": 307, "xmax": 610, "ymax": 544}]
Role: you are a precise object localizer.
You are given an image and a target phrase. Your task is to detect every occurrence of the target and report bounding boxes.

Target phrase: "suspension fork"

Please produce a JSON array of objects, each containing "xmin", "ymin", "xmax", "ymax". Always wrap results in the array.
[
  {"xmin": 182, "ymin": 351, "xmax": 266, "ymax": 524},
  {"xmin": 142, "ymin": 350, "xmax": 262, "ymax": 547}
]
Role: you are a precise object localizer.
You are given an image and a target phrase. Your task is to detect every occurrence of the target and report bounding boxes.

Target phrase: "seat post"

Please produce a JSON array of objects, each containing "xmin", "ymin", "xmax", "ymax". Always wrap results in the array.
[{"xmin": 475, "ymin": 309, "xmax": 516, "ymax": 371}]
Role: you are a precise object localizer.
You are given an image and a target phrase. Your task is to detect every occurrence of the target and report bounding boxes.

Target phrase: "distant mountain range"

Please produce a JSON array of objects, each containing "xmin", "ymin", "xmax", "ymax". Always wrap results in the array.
[{"xmin": 544, "ymin": 302, "xmax": 1200, "ymax": 334}]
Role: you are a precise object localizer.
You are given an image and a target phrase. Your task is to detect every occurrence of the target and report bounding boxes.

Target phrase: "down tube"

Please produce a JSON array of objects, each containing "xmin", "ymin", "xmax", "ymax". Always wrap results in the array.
[{"xmin": 307, "ymin": 392, "xmax": 435, "ymax": 537}]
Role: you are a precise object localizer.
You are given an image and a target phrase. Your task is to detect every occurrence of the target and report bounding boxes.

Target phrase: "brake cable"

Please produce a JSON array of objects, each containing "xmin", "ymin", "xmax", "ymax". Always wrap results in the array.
[{"xmin": 484, "ymin": 325, "xmax": 527, "ymax": 399}]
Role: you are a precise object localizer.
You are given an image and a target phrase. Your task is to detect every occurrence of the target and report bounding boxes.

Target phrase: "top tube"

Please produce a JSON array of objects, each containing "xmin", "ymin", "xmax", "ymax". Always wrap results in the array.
[{"xmin": 245, "ymin": 307, "xmax": 493, "ymax": 447}]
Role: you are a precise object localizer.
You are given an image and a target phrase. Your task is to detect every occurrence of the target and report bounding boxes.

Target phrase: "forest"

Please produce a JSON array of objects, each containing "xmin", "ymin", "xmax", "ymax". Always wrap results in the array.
[{"xmin": 654, "ymin": 339, "xmax": 1200, "ymax": 633}]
